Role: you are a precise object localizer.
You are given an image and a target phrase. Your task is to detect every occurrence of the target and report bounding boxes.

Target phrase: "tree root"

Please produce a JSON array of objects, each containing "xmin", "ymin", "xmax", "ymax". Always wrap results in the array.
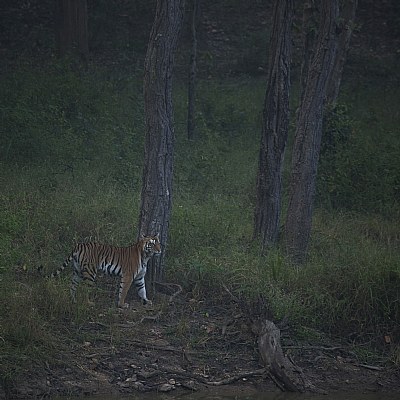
[{"xmin": 154, "ymin": 281, "xmax": 183, "ymax": 304}]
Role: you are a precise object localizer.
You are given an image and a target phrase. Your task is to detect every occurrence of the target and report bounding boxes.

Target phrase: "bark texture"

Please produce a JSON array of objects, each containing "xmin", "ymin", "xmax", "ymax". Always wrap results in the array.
[
  {"xmin": 326, "ymin": 0, "xmax": 358, "ymax": 105},
  {"xmin": 138, "ymin": 0, "xmax": 184, "ymax": 285},
  {"xmin": 254, "ymin": 0, "xmax": 293, "ymax": 250},
  {"xmin": 299, "ymin": 1, "xmax": 318, "ymax": 100},
  {"xmin": 284, "ymin": 0, "xmax": 339, "ymax": 263},
  {"xmin": 187, "ymin": 0, "xmax": 200, "ymax": 140}
]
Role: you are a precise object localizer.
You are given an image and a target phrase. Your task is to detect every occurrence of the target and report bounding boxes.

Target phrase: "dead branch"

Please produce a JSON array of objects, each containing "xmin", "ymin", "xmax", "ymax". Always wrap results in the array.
[
  {"xmin": 283, "ymin": 345, "xmax": 343, "ymax": 351},
  {"xmin": 203, "ymin": 369, "xmax": 265, "ymax": 386},
  {"xmin": 125, "ymin": 339, "xmax": 197, "ymax": 355},
  {"xmin": 355, "ymin": 363, "xmax": 384, "ymax": 371},
  {"xmin": 254, "ymin": 319, "xmax": 323, "ymax": 393}
]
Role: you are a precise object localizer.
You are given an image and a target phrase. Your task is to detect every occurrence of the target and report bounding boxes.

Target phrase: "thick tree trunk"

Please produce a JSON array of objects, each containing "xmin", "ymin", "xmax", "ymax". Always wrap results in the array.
[
  {"xmin": 138, "ymin": 0, "xmax": 183, "ymax": 287},
  {"xmin": 326, "ymin": 0, "xmax": 358, "ymax": 105},
  {"xmin": 299, "ymin": 1, "xmax": 318, "ymax": 101},
  {"xmin": 284, "ymin": 0, "xmax": 339, "ymax": 263},
  {"xmin": 56, "ymin": 0, "xmax": 89, "ymax": 62},
  {"xmin": 187, "ymin": 0, "xmax": 199, "ymax": 140},
  {"xmin": 254, "ymin": 0, "xmax": 293, "ymax": 251}
]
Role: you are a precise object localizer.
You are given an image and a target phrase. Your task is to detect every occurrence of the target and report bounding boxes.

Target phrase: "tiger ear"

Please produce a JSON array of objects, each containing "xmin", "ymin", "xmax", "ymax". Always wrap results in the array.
[
  {"xmin": 155, "ymin": 233, "xmax": 160, "ymax": 239},
  {"xmin": 140, "ymin": 234, "xmax": 145, "ymax": 240}
]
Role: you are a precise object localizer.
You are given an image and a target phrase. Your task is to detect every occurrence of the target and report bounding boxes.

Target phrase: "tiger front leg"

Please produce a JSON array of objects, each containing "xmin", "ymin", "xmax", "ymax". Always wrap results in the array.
[{"xmin": 135, "ymin": 276, "xmax": 152, "ymax": 305}]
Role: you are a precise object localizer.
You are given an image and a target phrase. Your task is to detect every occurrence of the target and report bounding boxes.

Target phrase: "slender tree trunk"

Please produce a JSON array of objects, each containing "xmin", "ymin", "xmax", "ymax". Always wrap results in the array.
[
  {"xmin": 284, "ymin": 0, "xmax": 339, "ymax": 263},
  {"xmin": 254, "ymin": 0, "xmax": 293, "ymax": 251},
  {"xmin": 187, "ymin": 0, "xmax": 200, "ymax": 140},
  {"xmin": 326, "ymin": 0, "xmax": 358, "ymax": 106},
  {"xmin": 138, "ymin": 0, "xmax": 184, "ymax": 287},
  {"xmin": 56, "ymin": 0, "xmax": 89, "ymax": 62}
]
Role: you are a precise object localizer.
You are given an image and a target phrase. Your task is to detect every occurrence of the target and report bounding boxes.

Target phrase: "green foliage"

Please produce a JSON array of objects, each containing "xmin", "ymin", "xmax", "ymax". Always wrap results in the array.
[
  {"xmin": 0, "ymin": 60, "xmax": 144, "ymax": 184},
  {"xmin": 173, "ymin": 78, "xmax": 262, "ymax": 199},
  {"xmin": 0, "ymin": 272, "xmax": 92, "ymax": 386},
  {"xmin": 306, "ymin": 212, "xmax": 400, "ymax": 336},
  {"xmin": 317, "ymin": 103, "xmax": 353, "ymax": 208},
  {"xmin": 317, "ymin": 86, "xmax": 400, "ymax": 215},
  {"xmin": 235, "ymin": 28, "xmax": 269, "ymax": 75}
]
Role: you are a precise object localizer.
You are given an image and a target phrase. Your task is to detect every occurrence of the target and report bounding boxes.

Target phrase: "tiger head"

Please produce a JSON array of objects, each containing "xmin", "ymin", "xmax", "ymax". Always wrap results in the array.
[{"xmin": 140, "ymin": 233, "xmax": 162, "ymax": 258}]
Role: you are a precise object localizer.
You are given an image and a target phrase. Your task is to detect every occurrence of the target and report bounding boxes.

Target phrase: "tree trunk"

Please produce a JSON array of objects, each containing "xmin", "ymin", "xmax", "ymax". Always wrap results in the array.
[
  {"xmin": 284, "ymin": 0, "xmax": 339, "ymax": 263},
  {"xmin": 56, "ymin": 0, "xmax": 89, "ymax": 62},
  {"xmin": 187, "ymin": 0, "xmax": 200, "ymax": 140},
  {"xmin": 254, "ymin": 0, "xmax": 293, "ymax": 251},
  {"xmin": 299, "ymin": 1, "xmax": 318, "ymax": 101},
  {"xmin": 138, "ymin": 0, "xmax": 184, "ymax": 287},
  {"xmin": 326, "ymin": 0, "xmax": 358, "ymax": 106}
]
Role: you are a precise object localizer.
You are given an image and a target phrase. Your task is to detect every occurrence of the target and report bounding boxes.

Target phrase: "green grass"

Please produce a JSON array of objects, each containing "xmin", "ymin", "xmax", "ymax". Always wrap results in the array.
[{"xmin": 0, "ymin": 60, "xmax": 399, "ymax": 386}]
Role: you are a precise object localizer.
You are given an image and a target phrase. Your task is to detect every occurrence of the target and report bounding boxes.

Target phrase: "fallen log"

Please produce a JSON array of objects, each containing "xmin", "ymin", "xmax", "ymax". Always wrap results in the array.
[{"xmin": 254, "ymin": 319, "xmax": 321, "ymax": 393}]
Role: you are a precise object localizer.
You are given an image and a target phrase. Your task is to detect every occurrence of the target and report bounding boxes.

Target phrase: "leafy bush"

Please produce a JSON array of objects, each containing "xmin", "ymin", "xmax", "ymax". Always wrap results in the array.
[
  {"xmin": 0, "ymin": 61, "xmax": 144, "ymax": 184},
  {"xmin": 317, "ymin": 92, "xmax": 400, "ymax": 215}
]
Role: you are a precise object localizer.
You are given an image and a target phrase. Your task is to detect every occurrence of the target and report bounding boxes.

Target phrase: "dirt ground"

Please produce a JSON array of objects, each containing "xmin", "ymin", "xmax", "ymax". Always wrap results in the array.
[{"xmin": 5, "ymin": 288, "xmax": 399, "ymax": 399}]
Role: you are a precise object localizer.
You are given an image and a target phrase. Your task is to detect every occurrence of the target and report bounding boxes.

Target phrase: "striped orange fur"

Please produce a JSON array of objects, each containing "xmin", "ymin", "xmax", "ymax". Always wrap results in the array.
[{"xmin": 49, "ymin": 234, "xmax": 161, "ymax": 308}]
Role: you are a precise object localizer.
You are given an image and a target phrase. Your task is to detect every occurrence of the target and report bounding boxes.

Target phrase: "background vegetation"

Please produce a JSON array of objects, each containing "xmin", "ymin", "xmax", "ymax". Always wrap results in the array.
[{"xmin": 0, "ymin": 0, "xmax": 399, "ymax": 387}]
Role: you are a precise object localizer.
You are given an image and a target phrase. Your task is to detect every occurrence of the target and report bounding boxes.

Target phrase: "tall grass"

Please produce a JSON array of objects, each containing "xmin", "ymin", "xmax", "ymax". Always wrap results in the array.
[{"xmin": 0, "ymin": 60, "xmax": 399, "ymax": 388}]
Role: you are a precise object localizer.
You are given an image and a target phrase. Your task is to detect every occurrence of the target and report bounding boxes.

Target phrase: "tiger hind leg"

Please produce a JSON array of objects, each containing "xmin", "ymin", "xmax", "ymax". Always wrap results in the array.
[
  {"xmin": 70, "ymin": 269, "xmax": 82, "ymax": 303},
  {"xmin": 70, "ymin": 262, "xmax": 96, "ymax": 306},
  {"xmin": 117, "ymin": 277, "xmax": 133, "ymax": 308},
  {"xmin": 81, "ymin": 263, "xmax": 97, "ymax": 306}
]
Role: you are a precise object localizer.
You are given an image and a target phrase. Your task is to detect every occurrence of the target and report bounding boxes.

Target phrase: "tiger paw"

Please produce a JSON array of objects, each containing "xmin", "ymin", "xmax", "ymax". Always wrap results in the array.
[
  {"xmin": 142, "ymin": 299, "xmax": 152, "ymax": 306},
  {"xmin": 118, "ymin": 302, "xmax": 130, "ymax": 309}
]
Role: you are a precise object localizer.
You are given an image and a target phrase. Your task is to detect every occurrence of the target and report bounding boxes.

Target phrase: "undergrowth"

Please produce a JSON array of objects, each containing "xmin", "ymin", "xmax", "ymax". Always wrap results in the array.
[{"xmin": 0, "ymin": 60, "xmax": 399, "ymax": 387}]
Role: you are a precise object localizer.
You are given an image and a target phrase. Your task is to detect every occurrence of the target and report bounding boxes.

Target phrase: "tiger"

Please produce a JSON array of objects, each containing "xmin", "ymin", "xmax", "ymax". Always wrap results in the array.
[{"xmin": 45, "ymin": 234, "xmax": 161, "ymax": 308}]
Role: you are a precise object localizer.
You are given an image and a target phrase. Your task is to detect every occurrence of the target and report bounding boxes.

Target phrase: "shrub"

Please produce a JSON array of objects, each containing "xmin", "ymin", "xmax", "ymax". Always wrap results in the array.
[{"xmin": 317, "ymin": 97, "xmax": 400, "ymax": 215}]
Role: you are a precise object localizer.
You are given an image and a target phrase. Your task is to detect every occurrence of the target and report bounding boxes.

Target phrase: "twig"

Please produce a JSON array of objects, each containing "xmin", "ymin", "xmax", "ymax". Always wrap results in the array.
[
  {"xmin": 283, "ymin": 345, "xmax": 343, "ymax": 351},
  {"xmin": 125, "ymin": 339, "xmax": 198, "ymax": 355},
  {"xmin": 203, "ymin": 369, "xmax": 265, "ymax": 386},
  {"xmin": 140, "ymin": 311, "xmax": 162, "ymax": 323},
  {"xmin": 222, "ymin": 283, "xmax": 240, "ymax": 303},
  {"xmin": 355, "ymin": 363, "xmax": 384, "ymax": 371},
  {"xmin": 168, "ymin": 284, "xmax": 182, "ymax": 303}
]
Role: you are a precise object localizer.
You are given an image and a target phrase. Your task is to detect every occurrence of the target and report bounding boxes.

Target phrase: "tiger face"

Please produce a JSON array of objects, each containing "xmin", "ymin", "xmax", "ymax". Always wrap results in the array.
[{"xmin": 141, "ymin": 233, "xmax": 162, "ymax": 259}]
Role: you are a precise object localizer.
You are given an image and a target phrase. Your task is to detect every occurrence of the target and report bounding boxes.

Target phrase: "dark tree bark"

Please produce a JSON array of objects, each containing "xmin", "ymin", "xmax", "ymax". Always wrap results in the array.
[
  {"xmin": 187, "ymin": 0, "xmax": 200, "ymax": 140},
  {"xmin": 299, "ymin": 1, "xmax": 318, "ymax": 101},
  {"xmin": 56, "ymin": 0, "xmax": 89, "ymax": 62},
  {"xmin": 138, "ymin": 0, "xmax": 184, "ymax": 286},
  {"xmin": 284, "ymin": 0, "xmax": 339, "ymax": 263},
  {"xmin": 326, "ymin": 0, "xmax": 358, "ymax": 105},
  {"xmin": 254, "ymin": 0, "xmax": 293, "ymax": 251}
]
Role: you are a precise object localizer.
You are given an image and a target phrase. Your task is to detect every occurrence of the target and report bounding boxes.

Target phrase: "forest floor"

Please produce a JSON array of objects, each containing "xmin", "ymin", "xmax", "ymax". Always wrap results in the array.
[{"xmin": 6, "ymin": 288, "xmax": 399, "ymax": 399}]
